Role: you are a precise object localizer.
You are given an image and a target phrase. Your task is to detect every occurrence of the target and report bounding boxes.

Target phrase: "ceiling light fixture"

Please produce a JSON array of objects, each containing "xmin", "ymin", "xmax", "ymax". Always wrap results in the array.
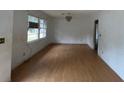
[{"xmin": 62, "ymin": 13, "xmax": 72, "ymax": 22}]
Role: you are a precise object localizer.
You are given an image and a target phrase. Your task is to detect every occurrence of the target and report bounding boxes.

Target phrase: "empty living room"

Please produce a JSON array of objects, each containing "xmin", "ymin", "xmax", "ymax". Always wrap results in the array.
[{"xmin": 0, "ymin": 10, "xmax": 124, "ymax": 82}]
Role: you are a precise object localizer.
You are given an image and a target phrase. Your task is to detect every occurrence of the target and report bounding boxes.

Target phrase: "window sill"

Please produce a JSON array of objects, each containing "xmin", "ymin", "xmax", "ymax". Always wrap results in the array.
[
  {"xmin": 39, "ymin": 37, "xmax": 46, "ymax": 40},
  {"xmin": 27, "ymin": 39, "xmax": 39, "ymax": 44}
]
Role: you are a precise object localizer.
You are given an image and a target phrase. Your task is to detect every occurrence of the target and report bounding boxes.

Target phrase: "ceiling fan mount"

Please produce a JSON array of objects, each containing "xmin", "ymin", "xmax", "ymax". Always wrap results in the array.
[{"xmin": 62, "ymin": 13, "xmax": 72, "ymax": 22}]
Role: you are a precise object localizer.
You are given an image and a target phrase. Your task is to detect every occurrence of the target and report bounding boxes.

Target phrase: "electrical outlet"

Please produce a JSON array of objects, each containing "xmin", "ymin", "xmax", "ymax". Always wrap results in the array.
[{"xmin": 0, "ymin": 38, "xmax": 5, "ymax": 44}]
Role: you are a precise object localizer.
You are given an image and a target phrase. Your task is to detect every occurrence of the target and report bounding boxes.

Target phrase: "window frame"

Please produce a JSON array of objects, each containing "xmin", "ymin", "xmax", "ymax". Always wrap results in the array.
[
  {"xmin": 39, "ymin": 19, "xmax": 47, "ymax": 39},
  {"xmin": 27, "ymin": 15, "xmax": 47, "ymax": 43}
]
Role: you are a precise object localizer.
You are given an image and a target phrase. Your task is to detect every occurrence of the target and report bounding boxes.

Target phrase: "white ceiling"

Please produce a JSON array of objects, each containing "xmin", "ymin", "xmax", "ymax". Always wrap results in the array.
[{"xmin": 43, "ymin": 10, "xmax": 101, "ymax": 18}]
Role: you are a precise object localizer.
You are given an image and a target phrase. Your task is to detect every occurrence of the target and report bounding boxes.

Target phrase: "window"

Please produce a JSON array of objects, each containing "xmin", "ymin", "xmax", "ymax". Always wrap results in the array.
[
  {"xmin": 39, "ymin": 19, "xmax": 47, "ymax": 38},
  {"xmin": 27, "ymin": 15, "xmax": 47, "ymax": 42}
]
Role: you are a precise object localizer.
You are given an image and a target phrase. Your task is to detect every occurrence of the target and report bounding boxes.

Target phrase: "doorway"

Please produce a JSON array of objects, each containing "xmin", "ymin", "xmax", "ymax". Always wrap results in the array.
[{"xmin": 94, "ymin": 19, "xmax": 99, "ymax": 53}]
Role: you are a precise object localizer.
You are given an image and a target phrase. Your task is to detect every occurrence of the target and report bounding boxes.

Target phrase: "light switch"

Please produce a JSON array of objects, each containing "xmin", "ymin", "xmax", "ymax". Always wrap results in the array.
[{"xmin": 0, "ymin": 38, "xmax": 5, "ymax": 44}]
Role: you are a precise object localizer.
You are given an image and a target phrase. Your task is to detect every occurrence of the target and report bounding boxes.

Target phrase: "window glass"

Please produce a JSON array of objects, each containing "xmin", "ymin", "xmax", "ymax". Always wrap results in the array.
[
  {"xmin": 28, "ymin": 16, "xmax": 38, "ymax": 23},
  {"xmin": 39, "ymin": 19, "xmax": 47, "ymax": 38},
  {"xmin": 40, "ymin": 29, "xmax": 46, "ymax": 38},
  {"xmin": 27, "ymin": 29, "xmax": 38, "ymax": 42}
]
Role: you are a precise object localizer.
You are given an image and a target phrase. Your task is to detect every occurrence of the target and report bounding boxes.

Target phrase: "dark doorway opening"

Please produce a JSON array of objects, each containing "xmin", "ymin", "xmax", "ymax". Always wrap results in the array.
[{"xmin": 94, "ymin": 19, "xmax": 99, "ymax": 53}]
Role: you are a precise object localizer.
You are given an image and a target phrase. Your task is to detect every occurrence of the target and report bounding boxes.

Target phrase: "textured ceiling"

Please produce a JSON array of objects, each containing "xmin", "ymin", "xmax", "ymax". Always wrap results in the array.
[{"xmin": 43, "ymin": 10, "xmax": 101, "ymax": 18}]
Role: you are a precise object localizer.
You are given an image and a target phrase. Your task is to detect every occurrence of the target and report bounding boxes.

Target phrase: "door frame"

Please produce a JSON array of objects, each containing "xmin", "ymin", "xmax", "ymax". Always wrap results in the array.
[{"xmin": 94, "ymin": 19, "xmax": 99, "ymax": 53}]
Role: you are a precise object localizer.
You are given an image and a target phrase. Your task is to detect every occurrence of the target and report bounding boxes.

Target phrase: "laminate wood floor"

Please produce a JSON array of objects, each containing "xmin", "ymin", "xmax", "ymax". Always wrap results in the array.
[{"xmin": 11, "ymin": 44, "xmax": 122, "ymax": 82}]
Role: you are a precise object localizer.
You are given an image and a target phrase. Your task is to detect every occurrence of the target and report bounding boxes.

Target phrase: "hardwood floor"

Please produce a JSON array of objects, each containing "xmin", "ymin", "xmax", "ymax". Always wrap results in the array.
[{"xmin": 11, "ymin": 44, "xmax": 122, "ymax": 82}]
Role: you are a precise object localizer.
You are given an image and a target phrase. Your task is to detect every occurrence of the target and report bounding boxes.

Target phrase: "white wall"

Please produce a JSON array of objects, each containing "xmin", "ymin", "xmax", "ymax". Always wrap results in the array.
[
  {"xmin": 89, "ymin": 11, "xmax": 124, "ymax": 80},
  {"xmin": 12, "ymin": 10, "xmax": 52, "ymax": 69},
  {"xmin": 0, "ymin": 11, "xmax": 13, "ymax": 81},
  {"xmin": 51, "ymin": 16, "xmax": 93, "ymax": 47}
]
